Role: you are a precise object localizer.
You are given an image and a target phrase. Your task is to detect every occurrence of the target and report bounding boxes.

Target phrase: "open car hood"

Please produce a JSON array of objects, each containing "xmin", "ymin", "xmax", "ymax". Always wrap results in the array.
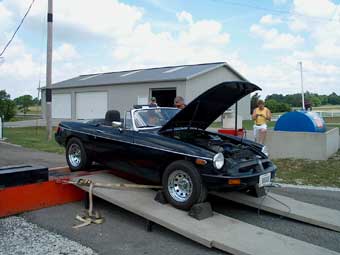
[{"xmin": 159, "ymin": 81, "xmax": 261, "ymax": 132}]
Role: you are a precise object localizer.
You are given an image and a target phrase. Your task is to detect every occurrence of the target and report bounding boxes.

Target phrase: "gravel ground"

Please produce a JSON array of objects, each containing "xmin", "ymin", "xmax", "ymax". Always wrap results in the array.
[{"xmin": 0, "ymin": 216, "xmax": 96, "ymax": 255}]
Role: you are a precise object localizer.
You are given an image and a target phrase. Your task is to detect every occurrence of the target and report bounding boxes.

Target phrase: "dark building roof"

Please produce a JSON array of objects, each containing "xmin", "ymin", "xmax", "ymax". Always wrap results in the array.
[{"xmin": 50, "ymin": 62, "xmax": 246, "ymax": 89}]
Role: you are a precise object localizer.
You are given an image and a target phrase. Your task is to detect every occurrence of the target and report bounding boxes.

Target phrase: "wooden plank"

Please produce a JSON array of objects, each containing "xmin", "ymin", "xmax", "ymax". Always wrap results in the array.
[
  {"xmin": 211, "ymin": 191, "xmax": 340, "ymax": 233},
  {"xmin": 73, "ymin": 173, "xmax": 339, "ymax": 255}
]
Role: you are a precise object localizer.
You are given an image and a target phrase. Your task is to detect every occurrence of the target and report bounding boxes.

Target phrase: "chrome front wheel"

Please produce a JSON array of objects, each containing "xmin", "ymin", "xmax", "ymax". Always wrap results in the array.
[{"xmin": 168, "ymin": 170, "xmax": 193, "ymax": 202}]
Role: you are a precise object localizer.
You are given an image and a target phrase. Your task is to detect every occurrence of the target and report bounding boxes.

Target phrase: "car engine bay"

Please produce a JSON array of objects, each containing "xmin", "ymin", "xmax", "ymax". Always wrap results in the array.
[{"xmin": 167, "ymin": 129, "xmax": 260, "ymax": 161}]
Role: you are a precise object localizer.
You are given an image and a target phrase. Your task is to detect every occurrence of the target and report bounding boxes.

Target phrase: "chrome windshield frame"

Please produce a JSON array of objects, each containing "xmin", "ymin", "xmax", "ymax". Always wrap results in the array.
[{"xmin": 131, "ymin": 107, "xmax": 179, "ymax": 131}]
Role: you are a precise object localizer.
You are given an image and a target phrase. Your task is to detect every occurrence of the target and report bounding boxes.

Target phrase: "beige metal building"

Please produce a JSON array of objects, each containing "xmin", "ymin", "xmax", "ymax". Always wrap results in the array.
[{"xmin": 41, "ymin": 62, "xmax": 252, "ymax": 121}]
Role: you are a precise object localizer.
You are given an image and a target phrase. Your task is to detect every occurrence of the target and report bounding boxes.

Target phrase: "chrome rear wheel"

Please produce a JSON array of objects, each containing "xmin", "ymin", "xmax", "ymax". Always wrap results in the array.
[
  {"xmin": 66, "ymin": 137, "xmax": 92, "ymax": 171},
  {"xmin": 68, "ymin": 143, "xmax": 81, "ymax": 167}
]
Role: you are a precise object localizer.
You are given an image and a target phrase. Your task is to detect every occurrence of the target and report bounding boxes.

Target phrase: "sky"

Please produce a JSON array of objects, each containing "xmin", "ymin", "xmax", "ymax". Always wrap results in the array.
[{"xmin": 0, "ymin": 0, "xmax": 340, "ymax": 99}]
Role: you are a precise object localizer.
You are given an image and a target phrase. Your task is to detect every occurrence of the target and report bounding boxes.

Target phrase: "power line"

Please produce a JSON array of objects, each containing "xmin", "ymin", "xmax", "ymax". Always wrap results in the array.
[
  {"xmin": 0, "ymin": 0, "xmax": 36, "ymax": 57},
  {"xmin": 210, "ymin": 0, "xmax": 340, "ymax": 24}
]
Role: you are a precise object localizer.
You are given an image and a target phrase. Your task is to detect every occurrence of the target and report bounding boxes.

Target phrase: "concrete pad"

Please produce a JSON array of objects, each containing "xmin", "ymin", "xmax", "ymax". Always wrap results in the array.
[
  {"xmin": 72, "ymin": 173, "xmax": 339, "ymax": 255},
  {"xmin": 265, "ymin": 128, "xmax": 339, "ymax": 160},
  {"xmin": 211, "ymin": 191, "xmax": 340, "ymax": 233}
]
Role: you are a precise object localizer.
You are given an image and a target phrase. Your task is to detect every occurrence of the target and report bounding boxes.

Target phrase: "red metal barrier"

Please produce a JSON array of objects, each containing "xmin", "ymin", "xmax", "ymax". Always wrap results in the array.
[
  {"xmin": 0, "ymin": 166, "xmax": 99, "ymax": 218},
  {"xmin": 0, "ymin": 166, "xmax": 155, "ymax": 218},
  {"xmin": 218, "ymin": 128, "xmax": 245, "ymax": 137},
  {"xmin": 0, "ymin": 180, "xmax": 85, "ymax": 217}
]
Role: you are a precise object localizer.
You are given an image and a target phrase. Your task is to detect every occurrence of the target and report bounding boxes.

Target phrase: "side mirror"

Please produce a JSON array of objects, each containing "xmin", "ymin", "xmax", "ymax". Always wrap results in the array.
[{"xmin": 112, "ymin": 121, "xmax": 122, "ymax": 128}]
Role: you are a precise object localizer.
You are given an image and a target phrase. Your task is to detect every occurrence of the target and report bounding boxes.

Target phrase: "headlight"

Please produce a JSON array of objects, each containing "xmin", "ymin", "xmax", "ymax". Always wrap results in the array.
[
  {"xmin": 261, "ymin": 146, "xmax": 269, "ymax": 157},
  {"xmin": 213, "ymin": 152, "xmax": 224, "ymax": 170}
]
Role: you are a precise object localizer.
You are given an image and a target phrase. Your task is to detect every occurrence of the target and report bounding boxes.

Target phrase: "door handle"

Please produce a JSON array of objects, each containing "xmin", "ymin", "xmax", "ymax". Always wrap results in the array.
[{"xmin": 96, "ymin": 129, "xmax": 105, "ymax": 134}]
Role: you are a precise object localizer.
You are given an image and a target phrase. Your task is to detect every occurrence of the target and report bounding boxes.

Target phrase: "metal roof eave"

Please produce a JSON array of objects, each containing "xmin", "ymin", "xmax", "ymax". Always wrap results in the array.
[
  {"xmin": 42, "ymin": 78, "xmax": 187, "ymax": 90},
  {"xmin": 186, "ymin": 62, "xmax": 248, "ymax": 82}
]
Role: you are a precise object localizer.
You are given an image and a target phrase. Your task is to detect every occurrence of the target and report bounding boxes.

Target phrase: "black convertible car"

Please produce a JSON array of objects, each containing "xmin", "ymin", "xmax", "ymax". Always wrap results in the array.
[{"xmin": 55, "ymin": 81, "xmax": 276, "ymax": 210}]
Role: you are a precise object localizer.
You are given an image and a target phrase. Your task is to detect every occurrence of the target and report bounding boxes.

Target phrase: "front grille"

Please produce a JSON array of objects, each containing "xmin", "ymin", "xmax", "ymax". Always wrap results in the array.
[
  {"xmin": 238, "ymin": 163, "xmax": 259, "ymax": 173},
  {"xmin": 238, "ymin": 160, "xmax": 271, "ymax": 174},
  {"xmin": 230, "ymin": 149, "xmax": 256, "ymax": 160}
]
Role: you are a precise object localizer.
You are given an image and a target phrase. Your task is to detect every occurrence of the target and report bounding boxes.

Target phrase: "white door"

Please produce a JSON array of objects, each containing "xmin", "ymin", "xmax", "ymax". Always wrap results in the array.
[
  {"xmin": 52, "ymin": 94, "xmax": 71, "ymax": 119},
  {"xmin": 76, "ymin": 92, "xmax": 108, "ymax": 119}
]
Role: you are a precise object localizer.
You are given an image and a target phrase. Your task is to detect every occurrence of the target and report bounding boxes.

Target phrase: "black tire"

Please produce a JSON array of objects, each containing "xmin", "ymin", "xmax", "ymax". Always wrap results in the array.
[
  {"xmin": 66, "ymin": 137, "xmax": 92, "ymax": 172},
  {"xmin": 162, "ymin": 160, "xmax": 207, "ymax": 210}
]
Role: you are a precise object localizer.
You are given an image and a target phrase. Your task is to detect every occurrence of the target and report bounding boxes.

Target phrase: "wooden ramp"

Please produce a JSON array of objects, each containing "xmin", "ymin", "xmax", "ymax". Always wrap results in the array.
[
  {"xmin": 211, "ymin": 191, "xmax": 340, "ymax": 233},
  {"xmin": 72, "ymin": 173, "xmax": 339, "ymax": 255}
]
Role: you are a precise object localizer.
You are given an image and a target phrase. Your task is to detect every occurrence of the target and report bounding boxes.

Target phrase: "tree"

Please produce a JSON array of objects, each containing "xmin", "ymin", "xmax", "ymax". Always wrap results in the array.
[
  {"xmin": 0, "ymin": 90, "xmax": 10, "ymax": 100},
  {"xmin": 0, "ymin": 90, "xmax": 16, "ymax": 121},
  {"xmin": 328, "ymin": 92, "xmax": 340, "ymax": 105},
  {"xmin": 265, "ymin": 99, "xmax": 291, "ymax": 113},
  {"xmin": 250, "ymin": 93, "xmax": 260, "ymax": 114},
  {"xmin": 14, "ymin": 95, "xmax": 34, "ymax": 114},
  {"xmin": 32, "ymin": 97, "xmax": 41, "ymax": 105}
]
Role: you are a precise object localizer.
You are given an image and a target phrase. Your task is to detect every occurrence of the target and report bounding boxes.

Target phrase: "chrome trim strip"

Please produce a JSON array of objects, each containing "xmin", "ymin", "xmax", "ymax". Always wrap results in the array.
[{"xmin": 61, "ymin": 126, "xmax": 213, "ymax": 161}]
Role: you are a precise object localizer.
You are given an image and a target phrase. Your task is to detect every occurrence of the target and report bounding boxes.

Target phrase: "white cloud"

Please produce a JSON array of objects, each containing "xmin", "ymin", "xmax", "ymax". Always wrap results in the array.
[
  {"xmin": 293, "ymin": 0, "xmax": 336, "ymax": 18},
  {"xmin": 233, "ymin": 54, "xmax": 340, "ymax": 97},
  {"xmin": 0, "ymin": 40, "xmax": 39, "ymax": 79},
  {"xmin": 0, "ymin": 3, "xmax": 231, "ymax": 97},
  {"xmin": 288, "ymin": 16, "xmax": 309, "ymax": 31},
  {"xmin": 112, "ymin": 11, "xmax": 230, "ymax": 68},
  {"xmin": 176, "ymin": 11, "xmax": 193, "ymax": 24},
  {"xmin": 4, "ymin": 0, "xmax": 144, "ymax": 39},
  {"xmin": 0, "ymin": 2, "xmax": 12, "ymax": 26},
  {"xmin": 250, "ymin": 24, "xmax": 304, "ymax": 49},
  {"xmin": 0, "ymin": 39, "xmax": 42, "ymax": 98},
  {"xmin": 2, "ymin": 0, "xmax": 339, "ymax": 99},
  {"xmin": 313, "ymin": 41, "xmax": 340, "ymax": 59},
  {"xmin": 53, "ymin": 43, "xmax": 79, "ymax": 62},
  {"xmin": 287, "ymin": 0, "xmax": 340, "ymax": 60},
  {"xmin": 260, "ymin": 14, "xmax": 282, "ymax": 25}
]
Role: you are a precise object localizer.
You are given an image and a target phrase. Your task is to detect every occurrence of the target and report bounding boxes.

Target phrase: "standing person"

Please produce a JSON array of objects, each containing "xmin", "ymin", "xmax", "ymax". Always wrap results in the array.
[
  {"xmin": 174, "ymin": 96, "xmax": 186, "ymax": 109},
  {"xmin": 252, "ymin": 100, "xmax": 272, "ymax": 144},
  {"xmin": 149, "ymin": 97, "xmax": 158, "ymax": 107}
]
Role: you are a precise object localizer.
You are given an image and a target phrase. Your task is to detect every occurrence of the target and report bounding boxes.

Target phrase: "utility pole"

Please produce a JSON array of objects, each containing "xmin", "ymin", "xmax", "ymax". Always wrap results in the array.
[
  {"xmin": 45, "ymin": 0, "xmax": 53, "ymax": 140},
  {"xmin": 298, "ymin": 61, "xmax": 305, "ymax": 111}
]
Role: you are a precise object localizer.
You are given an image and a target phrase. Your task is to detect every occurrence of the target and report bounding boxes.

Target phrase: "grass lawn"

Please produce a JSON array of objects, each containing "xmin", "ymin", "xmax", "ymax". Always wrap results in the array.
[
  {"xmin": 313, "ymin": 105, "xmax": 340, "ymax": 111},
  {"xmin": 211, "ymin": 119, "xmax": 340, "ymax": 132},
  {"xmin": 273, "ymin": 150, "xmax": 340, "ymax": 188},
  {"xmin": 210, "ymin": 120, "xmax": 276, "ymax": 129},
  {"xmin": 9, "ymin": 116, "xmax": 41, "ymax": 122},
  {"xmin": 3, "ymin": 127, "xmax": 64, "ymax": 154}
]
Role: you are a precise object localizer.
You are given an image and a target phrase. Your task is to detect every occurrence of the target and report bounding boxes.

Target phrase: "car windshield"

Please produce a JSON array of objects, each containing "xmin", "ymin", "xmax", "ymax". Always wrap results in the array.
[{"xmin": 134, "ymin": 108, "xmax": 179, "ymax": 128}]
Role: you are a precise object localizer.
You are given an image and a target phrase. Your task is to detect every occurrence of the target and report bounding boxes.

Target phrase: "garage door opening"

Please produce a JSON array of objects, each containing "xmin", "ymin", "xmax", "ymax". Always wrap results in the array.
[{"xmin": 151, "ymin": 89, "xmax": 176, "ymax": 107}]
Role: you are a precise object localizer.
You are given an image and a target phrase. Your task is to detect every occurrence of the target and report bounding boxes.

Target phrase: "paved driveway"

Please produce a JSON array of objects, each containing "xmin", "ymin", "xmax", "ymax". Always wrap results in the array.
[{"xmin": 0, "ymin": 142, "xmax": 66, "ymax": 168}]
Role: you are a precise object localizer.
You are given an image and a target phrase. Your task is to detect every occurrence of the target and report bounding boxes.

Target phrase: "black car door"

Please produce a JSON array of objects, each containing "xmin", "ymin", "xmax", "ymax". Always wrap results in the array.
[{"xmin": 93, "ymin": 124, "xmax": 134, "ymax": 165}]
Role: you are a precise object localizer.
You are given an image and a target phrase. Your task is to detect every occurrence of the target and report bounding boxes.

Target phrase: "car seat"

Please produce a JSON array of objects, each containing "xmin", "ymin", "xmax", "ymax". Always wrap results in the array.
[{"xmin": 104, "ymin": 110, "xmax": 121, "ymax": 126}]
